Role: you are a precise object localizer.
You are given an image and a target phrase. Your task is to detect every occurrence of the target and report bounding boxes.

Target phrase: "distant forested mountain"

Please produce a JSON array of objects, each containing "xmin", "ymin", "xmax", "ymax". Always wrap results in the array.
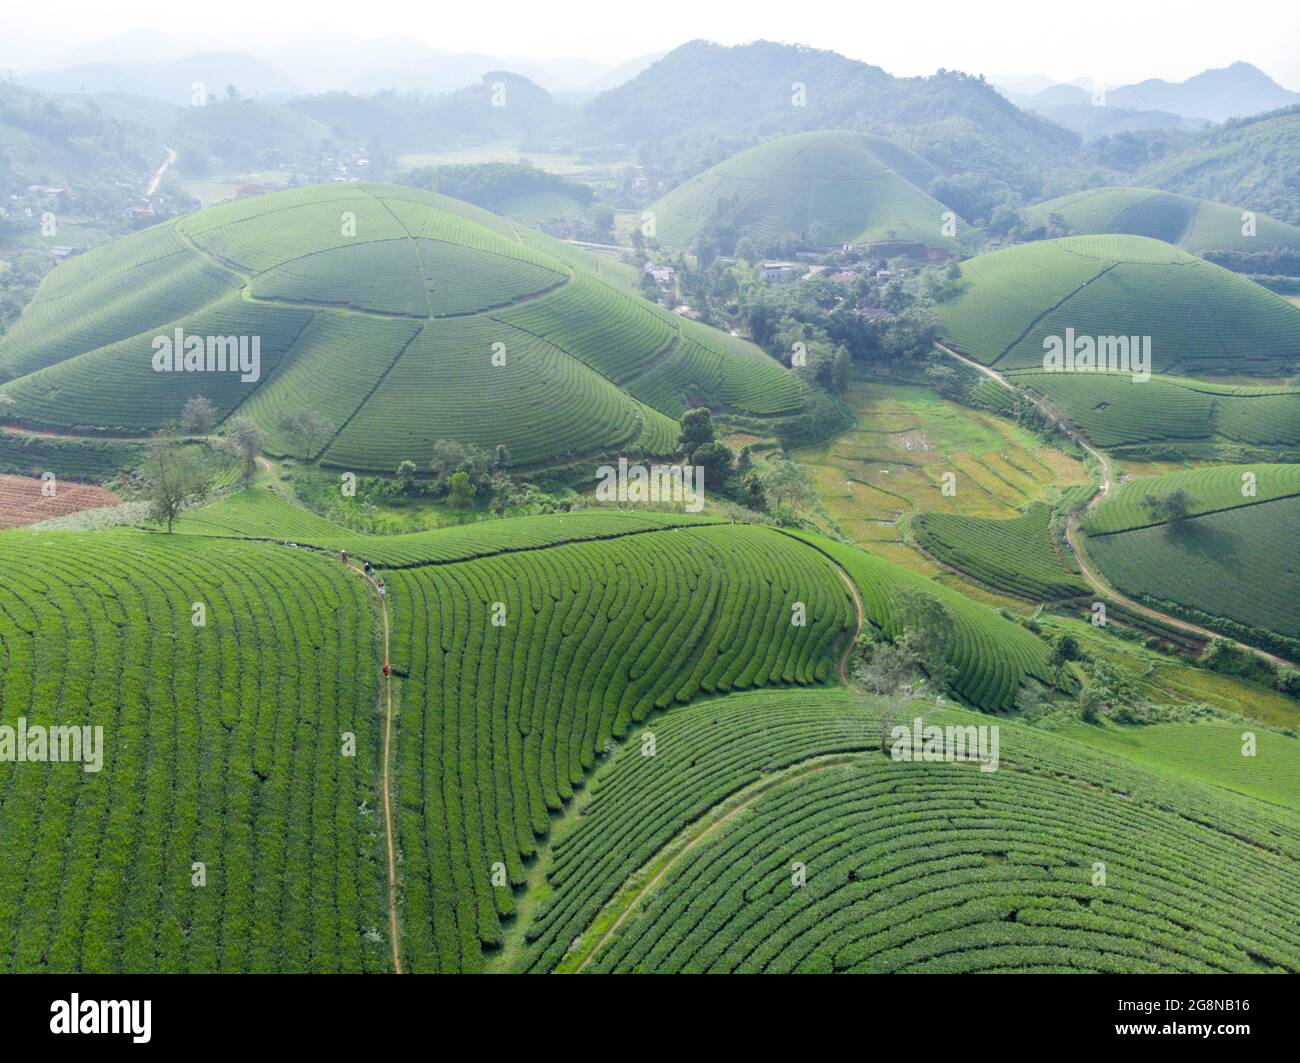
[
  {"xmin": 288, "ymin": 72, "xmax": 566, "ymax": 152},
  {"xmin": 566, "ymin": 40, "xmax": 1078, "ymax": 214},
  {"xmin": 18, "ymin": 51, "xmax": 295, "ymax": 105},
  {"xmin": 0, "ymin": 82, "xmax": 162, "ymax": 192},
  {"xmin": 1078, "ymin": 105, "xmax": 1300, "ymax": 225}
]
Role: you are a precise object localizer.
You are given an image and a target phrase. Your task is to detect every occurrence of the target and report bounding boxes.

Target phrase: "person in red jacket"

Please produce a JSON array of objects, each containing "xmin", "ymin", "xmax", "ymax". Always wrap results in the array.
[{"xmin": 382, "ymin": 661, "xmax": 391, "ymax": 678}]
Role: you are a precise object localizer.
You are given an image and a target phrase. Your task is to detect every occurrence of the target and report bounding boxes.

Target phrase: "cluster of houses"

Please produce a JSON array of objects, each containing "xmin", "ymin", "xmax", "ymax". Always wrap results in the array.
[
  {"xmin": 644, "ymin": 262, "xmax": 676, "ymax": 287},
  {"xmin": 761, "ymin": 260, "xmax": 902, "ymax": 285}
]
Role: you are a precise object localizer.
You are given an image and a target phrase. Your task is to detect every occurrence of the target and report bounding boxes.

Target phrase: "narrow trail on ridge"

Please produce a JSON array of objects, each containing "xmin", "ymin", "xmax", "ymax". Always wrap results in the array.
[{"xmin": 344, "ymin": 556, "xmax": 403, "ymax": 974}]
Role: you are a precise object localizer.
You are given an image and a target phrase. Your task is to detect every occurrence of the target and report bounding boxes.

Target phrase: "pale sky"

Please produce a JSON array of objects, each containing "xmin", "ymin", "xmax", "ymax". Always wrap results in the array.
[{"xmin": 6, "ymin": 0, "xmax": 1299, "ymax": 88}]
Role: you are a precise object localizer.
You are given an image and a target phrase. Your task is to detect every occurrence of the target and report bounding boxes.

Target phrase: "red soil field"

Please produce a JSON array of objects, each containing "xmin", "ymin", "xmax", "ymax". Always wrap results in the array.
[{"xmin": 0, "ymin": 474, "xmax": 121, "ymax": 528}]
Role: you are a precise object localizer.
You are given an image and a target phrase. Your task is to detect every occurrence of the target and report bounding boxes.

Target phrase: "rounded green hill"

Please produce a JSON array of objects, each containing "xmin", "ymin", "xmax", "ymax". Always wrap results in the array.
[
  {"xmin": 0, "ymin": 182, "xmax": 805, "ymax": 469},
  {"xmin": 1023, "ymin": 186, "xmax": 1300, "ymax": 255},
  {"xmin": 648, "ymin": 130, "xmax": 960, "ymax": 252},
  {"xmin": 933, "ymin": 234, "xmax": 1300, "ymax": 376}
]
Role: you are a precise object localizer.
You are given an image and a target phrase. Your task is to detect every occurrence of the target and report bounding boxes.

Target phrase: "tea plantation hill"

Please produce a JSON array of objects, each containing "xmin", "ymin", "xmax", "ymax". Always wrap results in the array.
[
  {"xmin": 647, "ymin": 130, "xmax": 962, "ymax": 254},
  {"xmin": 0, "ymin": 182, "xmax": 806, "ymax": 470}
]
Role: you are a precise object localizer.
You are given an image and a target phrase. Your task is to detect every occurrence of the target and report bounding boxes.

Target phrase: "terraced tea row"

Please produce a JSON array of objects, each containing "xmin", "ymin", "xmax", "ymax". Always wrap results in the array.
[
  {"xmin": 0, "ymin": 531, "xmax": 387, "ymax": 972},
  {"xmin": 590, "ymin": 760, "xmax": 1299, "ymax": 972},
  {"xmin": 1085, "ymin": 495, "xmax": 1300, "ymax": 646},
  {"xmin": 381, "ymin": 522, "xmax": 855, "ymax": 971},
  {"xmin": 912, "ymin": 502, "xmax": 1087, "ymax": 601},
  {"xmin": 1008, "ymin": 372, "xmax": 1300, "ymax": 459},
  {"xmin": 1023, "ymin": 187, "xmax": 1300, "ymax": 256},
  {"xmin": 529, "ymin": 690, "xmax": 1300, "ymax": 974},
  {"xmin": 787, "ymin": 531, "xmax": 1058, "ymax": 710},
  {"xmin": 1056, "ymin": 719, "xmax": 1300, "ymax": 812},
  {"xmin": 1085, "ymin": 463, "xmax": 1300, "ymax": 534}
]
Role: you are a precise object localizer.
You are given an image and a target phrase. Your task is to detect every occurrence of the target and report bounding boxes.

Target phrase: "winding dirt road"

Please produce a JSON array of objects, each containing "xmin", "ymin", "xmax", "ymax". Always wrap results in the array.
[
  {"xmin": 933, "ymin": 342, "xmax": 1294, "ymax": 668},
  {"xmin": 146, "ymin": 147, "xmax": 177, "ymax": 198}
]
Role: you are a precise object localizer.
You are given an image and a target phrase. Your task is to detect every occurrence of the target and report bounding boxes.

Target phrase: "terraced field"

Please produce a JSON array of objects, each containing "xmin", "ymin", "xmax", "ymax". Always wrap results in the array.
[
  {"xmin": 1024, "ymin": 186, "xmax": 1300, "ymax": 255},
  {"xmin": 0, "ymin": 531, "xmax": 386, "ymax": 972},
  {"xmin": 792, "ymin": 380, "xmax": 1086, "ymax": 584},
  {"xmin": 0, "ymin": 182, "xmax": 804, "ymax": 469},
  {"xmin": 3, "ymin": 492, "xmax": 1296, "ymax": 976},
  {"xmin": 1085, "ymin": 495, "xmax": 1300, "ymax": 646},
  {"xmin": 648, "ymin": 131, "xmax": 960, "ymax": 251},
  {"xmin": 0, "ymin": 430, "xmax": 143, "ymax": 483},
  {"xmin": 0, "ymin": 474, "xmax": 120, "ymax": 528},
  {"xmin": 522, "ymin": 690, "xmax": 1300, "ymax": 973},
  {"xmin": 934, "ymin": 235, "xmax": 1300, "ymax": 376}
]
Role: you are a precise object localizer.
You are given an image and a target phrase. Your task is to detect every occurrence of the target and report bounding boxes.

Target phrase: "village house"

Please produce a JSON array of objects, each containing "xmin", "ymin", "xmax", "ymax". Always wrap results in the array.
[{"xmin": 761, "ymin": 261, "xmax": 796, "ymax": 282}]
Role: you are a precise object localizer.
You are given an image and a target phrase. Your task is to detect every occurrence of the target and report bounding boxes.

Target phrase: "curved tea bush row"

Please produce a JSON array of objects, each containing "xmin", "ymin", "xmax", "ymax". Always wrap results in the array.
[
  {"xmin": 0, "ymin": 431, "xmax": 142, "ymax": 483},
  {"xmin": 0, "ymin": 237, "xmax": 240, "ymax": 380},
  {"xmin": 249, "ymin": 239, "xmax": 565, "ymax": 318},
  {"xmin": 382, "ymin": 522, "xmax": 854, "ymax": 971},
  {"xmin": 786, "ymin": 530, "xmax": 1057, "ymax": 710},
  {"xmin": 0, "ymin": 530, "xmax": 387, "ymax": 972},
  {"xmin": 628, "ymin": 321, "xmax": 806, "ymax": 419},
  {"xmin": 1008, "ymin": 371, "xmax": 1300, "ymax": 457},
  {"xmin": 320, "ymin": 317, "xmax": 670, "ymax": 469},
  {"xmin": 0, "ymin": 297, "xmax": 313, "ymax": 433},
  {"xmin": 490, "ymin": 270, "xmax": 676, "ymax": 385},
  {"xmin": 1023, "ymin": 187, "xmax": 1300, "ymax": 255},
  {"xmin": 936, "ymin": 235, "xmax": 1300, "ymax": 376},
  {"xmin": 238, "ymin": 312, "xmax": 424, "ymax": 458},
  {"xmin": 1057, "ymin": 719, "xmax": 1300, "ymax": 812},
  {"xmin": 318, "ymin": 509, "xmax": 722, "ymax": 566},
  {"xmin": 1085, "ymin": 463, "xmax": 1300, "ymax": 535},
  {"xmin": 912, "ymin": 503, "xmax": 1087, "ymax": 601},
  {"xmin": 1086, "ymin": 495, "xmax": 1300, "ymax": 642},
  {"xmin": 532, "ymin": 690, "xmax": 1300, "ymax": 974},
  {"xmin": 168, "ymin": 489, "xmax": 354, "ymax": 541},
  {"xmin": 172, "ymin": 494, "xmax": 722, "ymax": 564},
  {"xmin": 590, "ymin": 759, "xmax": 1300, "ymax": 973},
  {"xmin": 934, "ymin": 241, "xmax": 1109, "ymax": 363},
  {"xmin": 519, "ymin": 688, "xmax": 884, "ymax": 971}
]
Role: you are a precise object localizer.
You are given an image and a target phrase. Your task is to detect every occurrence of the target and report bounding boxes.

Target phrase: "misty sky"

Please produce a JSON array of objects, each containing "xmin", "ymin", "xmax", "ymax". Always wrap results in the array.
[{"xmin": 6, "ymin": 0, "xmax": 1299, "ymax": 88}]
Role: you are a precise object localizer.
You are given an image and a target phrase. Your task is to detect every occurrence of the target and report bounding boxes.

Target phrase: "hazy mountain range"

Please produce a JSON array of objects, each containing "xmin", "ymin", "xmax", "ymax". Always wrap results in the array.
[
  {"xmin": 995, "ymin": 61, "xmax": 1300, "ymax": 136},
  {"xmin": 10, "ymin": 32, "xmax": 664, "ymax": 102}
]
